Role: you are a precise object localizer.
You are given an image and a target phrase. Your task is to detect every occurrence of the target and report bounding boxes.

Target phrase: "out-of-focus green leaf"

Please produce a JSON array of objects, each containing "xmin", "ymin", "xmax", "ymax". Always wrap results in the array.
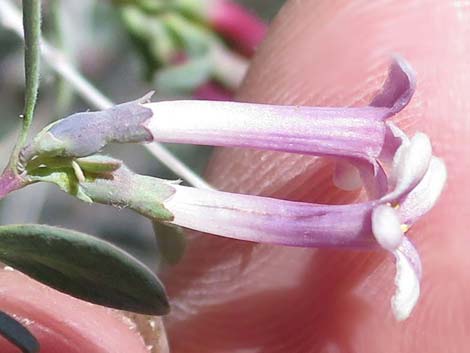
[
  {"xmin": 0, "ymin": 311, "xmax": 39, "ymax": 353},
  {"xmin": 0, "ymin": 224, "xmax": 170, "ymax": 315},
  {"xmin": 20, "ymin": 0, "xmax": 41, "ymax": 139},
  {"xmin": 162, "ymin": 12, "xmax": 217, "ymax": 56},
  {"xmin": 153, "ymin": 221, "xmax": 187, "ymax": 266},
  {"xmin": 120, "ymin": 5, "xmax": 178, "ymax": 75},
  {"xmin": 155, "ymin": 55, "xmax": 212, "ymax": 93}
]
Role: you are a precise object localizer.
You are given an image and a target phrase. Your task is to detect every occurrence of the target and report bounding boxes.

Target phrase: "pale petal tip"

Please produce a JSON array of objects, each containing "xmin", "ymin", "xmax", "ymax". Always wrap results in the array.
[
  {"xmin": 370, "ymin": 56, "xmax": 417, "ymax": 117},
  {"xmin": 398, "ymin": 156, "xmax": 448, "ymax": 224},
  {"xmin": 333, "ymin": 161, "xmax": 363, "ymax": 191},
  {"xmin": 391, "ymin": 246, "xmax": 421, "ymax": 321},
  {"xmin": 388, "ymin": 132, "xmax": 432, "ymax": 200},
  {"xmin": 372, "ymin": 204, "xmax": 404, "ymax": 251}
]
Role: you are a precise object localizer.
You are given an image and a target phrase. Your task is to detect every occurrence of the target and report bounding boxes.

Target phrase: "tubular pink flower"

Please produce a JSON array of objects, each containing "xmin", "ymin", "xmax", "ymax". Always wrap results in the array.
[
  {"xmin": 146, "ymin": 102, "xmax": 388, "ymax": 160},
  {"xmin": 165, "ymin": 185, "xmax": 378, "ymax": 247},
  {"xmin": 161, "ymin": 161, "xmax": 440, "ymax": 321},
  {"xmin": 144, "ymin": 57, "xmax": 415, "ymax": 166},
  {"xmin": 23, "ymin": 57, "xmax": 414, "ymax": 202}
]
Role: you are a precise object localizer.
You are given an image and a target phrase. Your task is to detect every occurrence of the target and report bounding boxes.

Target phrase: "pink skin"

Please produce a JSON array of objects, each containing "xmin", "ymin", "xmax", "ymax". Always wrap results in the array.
[
  {"xmin": 0, "ymin": 269, "xmax": 150, "ymax": 353},
  {"xmin": 209, "ymin": 0, "xmax": 267, "ymax": 56},
  {"xmin": 161, "ymin": 1, "xmax": 470, "ymax": 352}
]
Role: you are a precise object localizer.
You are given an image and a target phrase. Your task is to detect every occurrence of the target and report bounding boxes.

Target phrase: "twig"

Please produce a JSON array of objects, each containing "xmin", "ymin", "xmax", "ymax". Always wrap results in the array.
[
  {"xmin": 0, "ymin": 0, "xmax": 213, "ymax": 190},
  {"xmin": 9, "ymin": 0, "xmax": 41, "ymax": 171}
]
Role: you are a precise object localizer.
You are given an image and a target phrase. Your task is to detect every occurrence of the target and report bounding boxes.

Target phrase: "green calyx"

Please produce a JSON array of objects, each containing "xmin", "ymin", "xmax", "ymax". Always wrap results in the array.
[
  {"xmin": 27, "ymin": 156, "xmax": 176, "ymax": 222},
  {"xmin": 79, "ymin": 166, "xmax": 176, "ymax": 222},
  {"xmin": 20, "ymin": 120, "xmax": 67, "ymax": 162}
]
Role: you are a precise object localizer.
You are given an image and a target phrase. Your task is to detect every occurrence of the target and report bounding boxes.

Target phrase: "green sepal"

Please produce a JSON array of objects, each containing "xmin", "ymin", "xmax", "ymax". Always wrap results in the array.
[
  {"xmin": 21, "ymin": 120, "xmax": 67, "ymax": 161},
  {"xmin": 29, "ymin": 162, "xmax": 176, "ymax": 222},
  {"xmin": 75, "ymin": 155, "xmax": 122, "ymax": 173},
  {"xmin": 28, "ymin": 167, "xmax": 92, "ymax": 203},
  {"xmin": 80, "ymin": 167, "xmax": 176, "ymax": 222},
  {"xmin": 0, "ymin": 224, "xmax": 170, "ymax": 315}
]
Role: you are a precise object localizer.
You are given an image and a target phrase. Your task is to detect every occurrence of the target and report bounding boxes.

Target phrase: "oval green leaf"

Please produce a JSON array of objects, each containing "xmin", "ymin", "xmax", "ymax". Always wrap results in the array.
[{"xmin": 0, "ymin": 224, "xmax": 169, "ymax": 315}]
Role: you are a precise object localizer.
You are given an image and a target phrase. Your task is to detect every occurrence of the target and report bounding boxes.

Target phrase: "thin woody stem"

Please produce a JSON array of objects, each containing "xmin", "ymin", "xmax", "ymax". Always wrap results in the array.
[
  {"xmin": 9, "ymin": 0, "xmax": 41, "ymax": 172},
  {"xmin": 0, "ymin": 0, "xmax": 212, "ymax": 190}
]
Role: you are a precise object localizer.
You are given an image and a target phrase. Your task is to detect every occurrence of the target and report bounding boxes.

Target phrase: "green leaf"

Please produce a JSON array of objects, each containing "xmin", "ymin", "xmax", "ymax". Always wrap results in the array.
[
  {"xmin": 0, "ymin": 224, "xmax": 170, "ymax": 315},
  {"xmin": 155, "ymin": 55, "xmax": 213, "ymax": 93},
  {"xmin": 153, "ymin": 222, "xmax": 187, "ymax": 266},
  {"xmin": 162, "ymin": 12, "xmax": 217, "ymax": 56},
  {"xmin": 0, "ymin": 311, "xmax": 39, "ymax": 353}
]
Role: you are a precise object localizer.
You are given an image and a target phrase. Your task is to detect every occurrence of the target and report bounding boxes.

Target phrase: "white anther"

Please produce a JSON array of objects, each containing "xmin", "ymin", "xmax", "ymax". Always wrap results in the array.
[{"xmin": 372, "ymin": 204, "xmax": 404, "ymax": 251}]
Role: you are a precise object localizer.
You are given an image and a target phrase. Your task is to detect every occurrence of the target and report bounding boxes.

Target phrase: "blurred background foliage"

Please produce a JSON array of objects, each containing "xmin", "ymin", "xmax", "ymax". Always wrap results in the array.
[{"xmin": 0, "ymin": 0, "xmax": 284, "ymax": 268}]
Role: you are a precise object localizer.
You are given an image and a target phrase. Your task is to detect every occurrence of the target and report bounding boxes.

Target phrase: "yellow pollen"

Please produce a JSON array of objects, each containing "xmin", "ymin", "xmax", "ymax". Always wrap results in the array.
[{"xmin": 401, "ymin": 224, "xmax": 409, "ymax": 233}]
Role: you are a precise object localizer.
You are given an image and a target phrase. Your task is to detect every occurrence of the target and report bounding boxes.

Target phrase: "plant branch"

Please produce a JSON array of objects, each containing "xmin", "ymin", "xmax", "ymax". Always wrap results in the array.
[
  {"xmin": 0, "ymin": 0, "xmax": 213, "ymax": 190},
  {"xmin": 9, "ymin": 0, "xmax": 41, "ymax": 172}
]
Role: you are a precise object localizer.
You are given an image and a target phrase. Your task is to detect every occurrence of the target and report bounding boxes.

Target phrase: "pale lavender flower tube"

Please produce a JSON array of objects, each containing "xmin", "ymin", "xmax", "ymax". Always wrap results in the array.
[
  {"xmin": 144, "ymin": 57, "xmax": 415, "ymax": 164},
  {"xmin": 165, "ymin": 185, "xmax": 377, "ymax": 248},
  {"xmin": 22, "ymin": 57, "xmax": 414, "ymax": 175}
]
